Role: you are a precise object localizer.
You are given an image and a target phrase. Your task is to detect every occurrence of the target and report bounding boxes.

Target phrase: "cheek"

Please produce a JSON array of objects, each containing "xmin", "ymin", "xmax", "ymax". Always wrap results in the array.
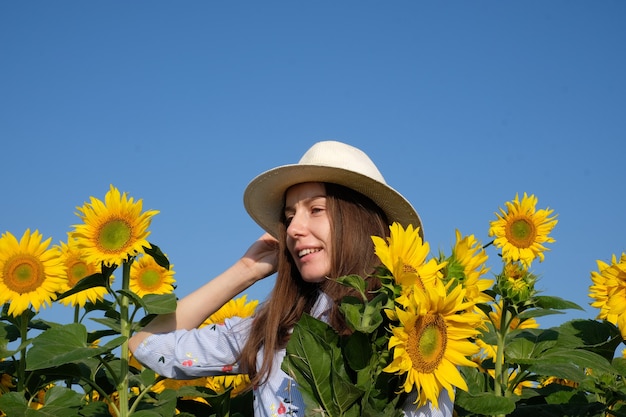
[{"xmin": 322, "ymin": 229, "xmax": 332, "ymax": 254}]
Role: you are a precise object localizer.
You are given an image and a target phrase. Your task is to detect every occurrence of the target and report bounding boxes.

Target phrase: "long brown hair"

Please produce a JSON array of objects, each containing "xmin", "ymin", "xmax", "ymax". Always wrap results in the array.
[{"xmin": 238, "ymin": 183, "xmax": 390, "ymax": 386}]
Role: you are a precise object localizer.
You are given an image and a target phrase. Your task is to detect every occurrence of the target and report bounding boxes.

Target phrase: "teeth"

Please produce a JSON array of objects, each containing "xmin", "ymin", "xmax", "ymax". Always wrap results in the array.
[{"xmin": 298, "ymin": 248, "xmax": 321, "ymax": 258}]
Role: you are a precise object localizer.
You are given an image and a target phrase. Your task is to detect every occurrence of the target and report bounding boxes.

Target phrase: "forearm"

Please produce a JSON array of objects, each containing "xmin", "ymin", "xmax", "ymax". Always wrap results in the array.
[{"xmin": 129, "ymin": 258, "xmax": 260, "ymax": 352}]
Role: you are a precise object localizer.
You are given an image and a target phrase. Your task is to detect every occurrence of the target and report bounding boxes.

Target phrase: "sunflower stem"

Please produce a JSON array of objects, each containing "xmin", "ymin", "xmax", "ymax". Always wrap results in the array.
[
  {"xmin": 129, "ymin": 376, "xmax": 165, "ymax": 415},
  {"xmin": 67, "ymin": 304, "xmax": 80, "ymax": 389},
  {"xmin": 117, "ymin": 259, "xmax": 132, "ymax": 417},
  {"xmin": 17, "ymin": 310, "xmax": 28, "ymax": 393},
  {"xmin": 493, "ymin": 298, "xmax": 511, "ymax": 417}
]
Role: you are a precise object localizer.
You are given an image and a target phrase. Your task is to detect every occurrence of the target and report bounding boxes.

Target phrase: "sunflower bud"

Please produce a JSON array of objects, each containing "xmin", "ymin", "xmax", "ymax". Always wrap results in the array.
[{"xmin": 495, "ymin": 262, "xmax": 537, "ymax": 305}]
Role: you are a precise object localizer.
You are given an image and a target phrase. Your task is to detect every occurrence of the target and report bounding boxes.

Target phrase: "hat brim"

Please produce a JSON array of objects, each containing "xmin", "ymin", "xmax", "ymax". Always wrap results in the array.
[{"xmin": 243, "ymin": 164, "xmax": 422, "ymax": 238}]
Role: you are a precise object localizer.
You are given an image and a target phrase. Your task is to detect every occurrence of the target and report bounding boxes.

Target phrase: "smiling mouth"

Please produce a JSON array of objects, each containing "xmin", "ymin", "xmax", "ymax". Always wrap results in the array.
[{"xmin": 298, "ymin": 248, "xmax": 321, "ymax": 258}]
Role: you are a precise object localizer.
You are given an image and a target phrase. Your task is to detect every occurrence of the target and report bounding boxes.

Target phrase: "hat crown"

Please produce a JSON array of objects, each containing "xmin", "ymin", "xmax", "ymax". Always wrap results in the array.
[{"xmin": 298, "ymin": 141, "xmax": 386, "ymax": 184}]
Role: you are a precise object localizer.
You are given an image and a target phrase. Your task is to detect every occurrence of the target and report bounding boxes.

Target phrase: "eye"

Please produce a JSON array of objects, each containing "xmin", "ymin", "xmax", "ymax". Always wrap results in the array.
[
  {"xmin": 309, "ymin": 197, "xmax": 327, "ymax": 216},
  {"xmin": 283, "ymin": 211, "xmax": 294, "ymax": 226}
]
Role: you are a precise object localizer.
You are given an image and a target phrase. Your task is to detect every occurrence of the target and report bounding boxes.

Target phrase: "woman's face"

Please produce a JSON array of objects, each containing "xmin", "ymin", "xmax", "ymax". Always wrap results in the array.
[{"xmin": 284, "ymin": 182, "xmax": 332, "ymax": 283}]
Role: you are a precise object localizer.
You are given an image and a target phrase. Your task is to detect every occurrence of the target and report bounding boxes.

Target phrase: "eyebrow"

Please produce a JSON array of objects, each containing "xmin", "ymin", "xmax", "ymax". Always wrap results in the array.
[{"xmin": 284, "ymin": 194, "xmax": 327, "ymax": 213}]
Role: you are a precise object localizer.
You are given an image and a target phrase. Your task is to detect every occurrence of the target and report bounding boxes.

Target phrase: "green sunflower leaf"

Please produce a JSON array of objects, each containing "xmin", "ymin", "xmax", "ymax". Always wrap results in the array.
[
  {"xmin": 282, "ymin": 313, "xmax": 363, "ymax": 416},
  {"xmin": 142, "ymin": 293, "xmax": 178, "ymax": 314},
  {"xmin": 532, "ymin": 295, "xmax": 584, "ymax": 311},
  {"xmin": 526, "ymin": 348, "xmax": 616, "ymax": 377},
  {"xmin": 505, "ymin": 328, "xmax": 559, "ymax": 360},
  {"xmin": 454, "ymin": 390, "xmax": 516, "ymax": 415},
  {"xmin": 339, "ymin": 293, "xmax": 386, "ymax": 334},
  {"xmin": 550, "ymin": 319, "xmax": 622, "ymax": 361},
  {"xmin": 26, "ymin": 323, "xmax": 125, "ymax": 370},
  {"xmin": 143, "ymin": 243, "xmax": 170, "ymax": 269},
  {"xmin": 55, "ymin": 272, "xmax": 110, "ymax": 301},
  {"xmin": 336, "ymin": 274, "xmax": 368, "ymax": 300},
  {"xmin": 342, "ymin": 331, "xmax": 372, "ymax": 371}
]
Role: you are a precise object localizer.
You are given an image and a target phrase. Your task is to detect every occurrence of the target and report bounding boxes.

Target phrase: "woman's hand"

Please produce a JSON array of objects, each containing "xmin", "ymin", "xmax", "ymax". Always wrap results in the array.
[
  {"xmin": 241, "ymin": 232, "xmax": 279, "ymax": 281},
  {"xmin": 129, "ymin": 232, "xmax": 280, "ymax": 353}
]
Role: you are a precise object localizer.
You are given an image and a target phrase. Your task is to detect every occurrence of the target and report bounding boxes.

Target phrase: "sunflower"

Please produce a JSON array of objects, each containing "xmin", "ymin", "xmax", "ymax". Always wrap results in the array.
[
  {"xmin": 205, "ymin": 374, "xmax": 252, "ymax": 398},
  {"xmin": 495, "ymin": 261, "xmax": 538, "ymax": 305},
  {"xmin": 129, "ymin": 254, "xmax": 175, "ymax": 297},
  {"xmin": 71, "ymin": 185, "xmax": 159, "ymax": 267},
  {"xmin": 372, "ymin": 222, "xmax": 445, "ymax": 293},
  {"xmin": 539, "ymin": 376, "xmax": 579, "ymax": 389},
  {"xmin": 56, "ymin": 238, "xmax": 108, "ymax": 308},
  {"xmin": 0, "ymin": 229, "xmax": 66, "ymax": 317},
  {"xmin": 28, "ymin": 383, "xmax": 57, "ymax": 410},
  {"xmin": 383, "ymin": 282, "xmax": 482, "ymax": 409},
  {"xmin": 446, "ymin": 230, "xmax": 493, "ymax": 306},
  {"xmin": 488, "ymin": 193, "xmax": 558, "ymax": 267},
  {"xmin": 0, "ymin": 372, "xmax": 15, "ymax": 394},
  {"xmin": 200, "ymin": 294, "xmax": 259, "ymax": 327},
  {"xmin": 510, "ymin": 372, "xmax": 536, "ymax": 395},
  {"xmin": 589, "ymin": 253, "xmax": 626, "ymax": 338},
  {"xmin": 152, "ymin": 373, "xmax": 252, "ymax": 403},
  {"xmin": 154, "ymin": 374, "xmax": 252, "ymax": 404}
]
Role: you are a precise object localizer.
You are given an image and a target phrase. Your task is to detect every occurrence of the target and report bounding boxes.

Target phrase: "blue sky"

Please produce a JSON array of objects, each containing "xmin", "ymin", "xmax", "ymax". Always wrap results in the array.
[{"xmin": 1, "ymin": 1, "xmax": 625, "ymax": 329}]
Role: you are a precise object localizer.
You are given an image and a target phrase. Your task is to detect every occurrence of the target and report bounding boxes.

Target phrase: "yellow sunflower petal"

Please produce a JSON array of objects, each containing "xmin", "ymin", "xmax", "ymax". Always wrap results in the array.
[
  {"xmin": 200, "ymin": 295, "xmax": 259, "ymax": 327},
  {"xmin": 436, "ymin": 359, "xmax": 468, "ymax": 393},
  {"xmin": 372, "ymin": 222, "xmax": 431, "ymax": 284}
]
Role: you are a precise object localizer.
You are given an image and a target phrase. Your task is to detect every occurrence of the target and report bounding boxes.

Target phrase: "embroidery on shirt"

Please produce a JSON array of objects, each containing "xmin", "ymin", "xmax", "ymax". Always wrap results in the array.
[
  {"xmin": 181, "ymin": 352, "xmax": 197, "ymax": 367},
  {"xmin": 274, "ymin": 379, "xmax": 299, "ymax": 416}
]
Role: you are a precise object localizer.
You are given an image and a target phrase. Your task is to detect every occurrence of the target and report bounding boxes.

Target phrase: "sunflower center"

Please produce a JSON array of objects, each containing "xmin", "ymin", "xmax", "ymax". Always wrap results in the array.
[
  {"xmin": 506, "ymin": 218, "xmax": 536, "ymax": 248},
  {"xmin": 68, "ymin": 261, "xmax": 90, "ymax": 286},
  {"xmin": 139, "ymin": 269, "xmax": 161, "ymax": 290},
  {"xmin": 407, "ymin": 313, "xmax": 447, "ymax": 373},
  {"xmin": 3, "ymin": 255, "xmax": 45, "ymax": 294},
  {"xmin": 98, "ymin": 220, "xmax": 132, "ymax": 252}
]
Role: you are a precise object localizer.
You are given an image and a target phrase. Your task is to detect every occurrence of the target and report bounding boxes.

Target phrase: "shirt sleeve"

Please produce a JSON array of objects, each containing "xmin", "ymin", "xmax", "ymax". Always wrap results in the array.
[
  {"xmin": 133, "ymin": 316, "xmax": 252, "ymax": 380},
  {"xmin": 402, "ymin": 389, "xmax": 453, "ymax": 417}
]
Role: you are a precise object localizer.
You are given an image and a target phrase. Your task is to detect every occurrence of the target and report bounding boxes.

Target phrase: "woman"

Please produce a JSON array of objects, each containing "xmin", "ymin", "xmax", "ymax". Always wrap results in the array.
[{"xmin": 130, "ymin": 140, "xmax": 453, "ymax": 416}]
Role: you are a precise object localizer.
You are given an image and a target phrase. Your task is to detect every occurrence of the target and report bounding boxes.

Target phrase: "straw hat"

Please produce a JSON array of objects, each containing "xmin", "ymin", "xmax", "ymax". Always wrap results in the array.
[{"xmin": 243, "ymin": 140, "xmax": 422, "ymax": 238}]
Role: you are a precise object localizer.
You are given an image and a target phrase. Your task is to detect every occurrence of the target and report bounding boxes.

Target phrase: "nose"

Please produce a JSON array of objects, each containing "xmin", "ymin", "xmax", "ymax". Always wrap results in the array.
[{"xmin": 286, "ymin": 210, "xmax": 308, "ymax": 238}]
